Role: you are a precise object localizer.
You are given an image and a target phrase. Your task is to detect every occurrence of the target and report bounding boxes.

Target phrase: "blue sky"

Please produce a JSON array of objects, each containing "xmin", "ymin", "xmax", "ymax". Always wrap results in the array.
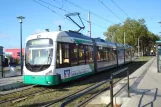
[{"xmin": 0, "ymin": 0, "xmax": 161, "ymax": 49}]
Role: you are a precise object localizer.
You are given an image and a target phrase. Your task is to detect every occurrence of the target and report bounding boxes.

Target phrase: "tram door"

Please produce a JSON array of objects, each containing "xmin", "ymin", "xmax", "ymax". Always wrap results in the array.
[{"xmin": 157, "ymin": 45, "xmax": 161, "ymax": 72}]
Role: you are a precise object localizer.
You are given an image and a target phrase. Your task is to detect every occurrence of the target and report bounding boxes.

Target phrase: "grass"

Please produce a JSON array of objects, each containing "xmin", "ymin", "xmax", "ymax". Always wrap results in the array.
[
  {"xmin": 0, "ymin": 56, "xmax": 153, "ymax": 107},
  {"xmin": 0, "ymin": 87, "xmax": 46, "ymax": 102}
]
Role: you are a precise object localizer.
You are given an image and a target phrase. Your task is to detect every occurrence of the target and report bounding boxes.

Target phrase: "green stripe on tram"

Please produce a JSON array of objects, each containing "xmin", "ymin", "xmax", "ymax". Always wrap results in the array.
[
  {"xmin": 23, "ymin": 64, "xmax": 95, "ymax": 85},
  {"xmin": 74, "ymin": 39, "xmax": 90, "ymax": 44},
  {"xmin": 23, "ymin": 75, "xmax": 60, "ymax": 85}
]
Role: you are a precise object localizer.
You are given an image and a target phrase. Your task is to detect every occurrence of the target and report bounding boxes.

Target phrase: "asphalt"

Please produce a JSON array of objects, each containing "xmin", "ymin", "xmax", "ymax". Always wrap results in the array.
[{"xmin": 87, "ymin": 57, "xmax": 161, "ymax": 107}]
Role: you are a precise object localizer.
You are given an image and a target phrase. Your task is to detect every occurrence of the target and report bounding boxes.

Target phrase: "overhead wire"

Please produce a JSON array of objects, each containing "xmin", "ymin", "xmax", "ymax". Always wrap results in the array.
[
  {"xmin": 110, "ymin": 0, "xmax": 135, "ymax": 29},
  {"xmin": 110, "ymin": 0, "xmax": 129, "ymax": 17},
  {"xmin": 33, "ymin": 0, "xmax": 107, "ymax": 30},
  {"xmin": 52, "ymin": 0, "xmax": 87, "ymax": 18},
  {"xmin": 38, "ymin": 0, "xmax": 70, "ymax": 13},
  {"xmin": 33, "ymin": 0, "xmax": 64, "ymax": 17},
  {"xmin": 65, "ymin": 0, "xmax": 115, "ymax": 24},
  {"xmin": 81, "ymin": 17, "xmax": 107, "ymax": 29},
  {"xmin": 110, "ymin": 0, "xmax": 135, "ymax": 32},
  {"xmin": 98, "ymin": 0, "xmax": 124, "ymax": 23},
  {"xmin": 52, "ymin": 0, "xmax": 63, "ymax": 8}
]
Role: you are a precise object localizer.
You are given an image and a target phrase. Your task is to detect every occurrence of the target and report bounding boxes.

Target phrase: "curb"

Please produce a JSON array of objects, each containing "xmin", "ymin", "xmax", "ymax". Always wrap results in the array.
[{"xmin": 0, "ymin": 82, "xmax": 26, "ymax": 91}]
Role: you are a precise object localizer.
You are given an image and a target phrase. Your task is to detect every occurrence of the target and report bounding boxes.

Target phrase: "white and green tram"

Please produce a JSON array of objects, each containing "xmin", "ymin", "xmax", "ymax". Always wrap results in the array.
[{"xmin": 23, "ymin": 31, "xmax": 133, "ymax": 85}]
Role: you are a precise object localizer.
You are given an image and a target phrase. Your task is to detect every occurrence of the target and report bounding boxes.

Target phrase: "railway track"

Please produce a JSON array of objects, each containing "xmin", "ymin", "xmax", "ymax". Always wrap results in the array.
[
  {"xmin": 0, "ymin": 87, "xmax": 47, "ymax": 105},
  {"xmin": 0, "ymin": 83, "xmax": 97, "ymax": 107},
  {"xmin": 0, "ymin": 78, "xmax": 84, "ymax": 105},
  {"xmin": 0, "ymin": 80, "xmax": 98, "ymax": 106},
  {"xmin": 40, "ymin": 84, "xmax": 96, "ymax": 107},
  {"xmin": 0, "ymin": 57, "xmax": 151, "ymax": 107},
  {"xmin": 0, "ymin": 70, "xmax": 125, "ymax": 107},
  {"xmin": 40, "ymin": 78, "xmax": 122, "ymax": 107},
  {"xmin": 75, "ymin": 78, "xmax": 122, "ymax": 107},
  {"xmin": 0, "ymin": 74, "xmax": 123, "ymax": 107},
  {"xmin": 0, "ymin": 85, "xmax": 37, "ymax": 96}
]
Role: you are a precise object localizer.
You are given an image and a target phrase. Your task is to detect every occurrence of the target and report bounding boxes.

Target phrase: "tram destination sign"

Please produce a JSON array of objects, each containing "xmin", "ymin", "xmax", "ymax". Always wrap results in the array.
[{"xmin": 27, "ymin": 39, "xmax": 53, "ymax": 46}]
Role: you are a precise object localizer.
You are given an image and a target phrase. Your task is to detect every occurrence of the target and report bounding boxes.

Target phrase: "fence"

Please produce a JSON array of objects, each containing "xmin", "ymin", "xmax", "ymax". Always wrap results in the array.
[
  {"xmin": 109, "ymin": 67, "xmax": 130, "ymax": 107},
  {"xmin": 60, "ymin": 67, "xmax": 130, "ymax": 107}
]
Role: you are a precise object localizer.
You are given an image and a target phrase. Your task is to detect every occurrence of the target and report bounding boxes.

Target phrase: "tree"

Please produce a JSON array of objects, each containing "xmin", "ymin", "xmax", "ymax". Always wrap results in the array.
[
  {"xmin": 103, "ymin": 23, "xmax": 122, "ymax": 42},
  {"xmin": 104, "ymin": 18, "xmax": 159, "ymax": 55}
]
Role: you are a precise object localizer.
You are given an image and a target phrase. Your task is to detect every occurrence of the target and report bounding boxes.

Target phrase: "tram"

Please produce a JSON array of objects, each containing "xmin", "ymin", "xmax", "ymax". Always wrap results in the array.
[{"xmin": 23, "ymin": 30, "xmax": 133, "ymax": 85}]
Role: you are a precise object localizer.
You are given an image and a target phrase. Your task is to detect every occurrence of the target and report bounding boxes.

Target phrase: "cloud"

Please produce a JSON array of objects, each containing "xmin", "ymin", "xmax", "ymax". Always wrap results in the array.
[{"xmin": 53, "ymin": 20, "xmax": 65, "ymax": 26}]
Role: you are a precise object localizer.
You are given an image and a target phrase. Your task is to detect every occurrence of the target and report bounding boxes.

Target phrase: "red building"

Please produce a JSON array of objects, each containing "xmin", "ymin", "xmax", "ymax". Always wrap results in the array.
[{"xmin": 5, "ymin": 48, "xmax": 24, "ymax": 59}]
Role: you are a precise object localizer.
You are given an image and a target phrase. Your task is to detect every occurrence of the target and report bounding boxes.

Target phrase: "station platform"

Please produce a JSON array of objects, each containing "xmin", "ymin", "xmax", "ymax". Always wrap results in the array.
[
  {"xmin": 0, "ymin": 76, "xmax": 24, "ymax": 91},
  {"xmin": 88, "ymin": 57, "xmax": 161, "ymax": 107},
  {"xmin": 121, "ymin": 57, "xmax": 161, "ymax": 107}
]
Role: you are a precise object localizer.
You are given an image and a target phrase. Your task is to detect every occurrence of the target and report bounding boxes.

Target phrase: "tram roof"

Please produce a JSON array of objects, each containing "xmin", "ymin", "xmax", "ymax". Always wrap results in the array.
[
  {"xmin": 116, "ymin": 43, "xmax": 132, "ymax": 49},
  {"xmin": 65, "ymin": 31, "xmax": 92, "ymax": 41},
  {"xmin": 26, "ymin": 31, "xmax": 131, "ymax": 48},
  {"xmin": 93, "ymin": 38, "xmax": 116, "ymax": 48},
  {"xmin": 116, "ymin": 43, "xmax": 124, "ymax": 47},
  {"xmin": 26, "ymin": 31, "xmax": 93, "ymax": 44}
]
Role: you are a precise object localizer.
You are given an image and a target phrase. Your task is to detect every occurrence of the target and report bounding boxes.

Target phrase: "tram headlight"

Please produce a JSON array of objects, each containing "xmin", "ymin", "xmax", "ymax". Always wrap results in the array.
[{"xmin": 45, "ymin": 70, "xmax": 53, "ymax": 75}]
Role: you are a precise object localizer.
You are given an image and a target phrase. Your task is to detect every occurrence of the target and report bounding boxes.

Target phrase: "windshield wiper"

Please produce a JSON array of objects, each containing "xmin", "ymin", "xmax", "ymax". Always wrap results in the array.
[
  {"xmin": 37, "ymin": 64, "xmax": 50, "ymax": 71},
  {"xmin": 26, "ymin": 63, "xmax": 32, "ymax": 71},
  {"xmin": 47, "ymin": 49, "xmax": 52, "ymax": 64}
]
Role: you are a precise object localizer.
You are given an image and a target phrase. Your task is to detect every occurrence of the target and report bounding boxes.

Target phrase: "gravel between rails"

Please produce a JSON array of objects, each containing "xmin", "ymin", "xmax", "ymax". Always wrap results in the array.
[{"xmin": 0, "ymin": 85, "xmax": 37, "ymax": 96}]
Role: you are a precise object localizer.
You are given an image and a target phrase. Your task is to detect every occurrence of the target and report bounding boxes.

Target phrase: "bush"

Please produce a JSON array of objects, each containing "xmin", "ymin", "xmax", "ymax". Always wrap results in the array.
[{"xmin": 15, "ymin": 58, "xmax": 20, "ymax": 65}]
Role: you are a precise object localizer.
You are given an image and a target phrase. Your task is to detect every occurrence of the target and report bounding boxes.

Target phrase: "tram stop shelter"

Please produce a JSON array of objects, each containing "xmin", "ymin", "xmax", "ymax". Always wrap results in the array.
[{"xmin": 156, "ymin": 40, "xmax": 161, "ymax": 73}]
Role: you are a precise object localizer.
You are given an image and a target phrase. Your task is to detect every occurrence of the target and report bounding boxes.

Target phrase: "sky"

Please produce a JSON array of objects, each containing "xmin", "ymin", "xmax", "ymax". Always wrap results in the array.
[{"xmin": 0, "ymin": 0, "xmax": 161, "ymax": 49}]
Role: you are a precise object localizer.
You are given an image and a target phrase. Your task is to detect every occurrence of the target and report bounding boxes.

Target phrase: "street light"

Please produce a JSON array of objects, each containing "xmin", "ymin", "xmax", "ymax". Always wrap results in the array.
[{"xmin": 17, "ymin": 16, "xmax": 25, "ymax": 75}]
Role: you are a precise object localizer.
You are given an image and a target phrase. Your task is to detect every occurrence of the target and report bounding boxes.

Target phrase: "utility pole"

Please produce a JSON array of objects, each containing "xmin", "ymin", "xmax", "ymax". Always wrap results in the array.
[
  {"xmin": 88, "ymin": 11, "xmax": 91, "ymax": 37},
  {"xmin": 124, "ymin": 32, "xmax": 126, "ymax": 46},
  {"xmin": 138, "ymin": 37, "xmax": 140, "ymax": 57},
  {"xmin": 17, "ymin": 16, "xmax": 25, "ymax": 75}
]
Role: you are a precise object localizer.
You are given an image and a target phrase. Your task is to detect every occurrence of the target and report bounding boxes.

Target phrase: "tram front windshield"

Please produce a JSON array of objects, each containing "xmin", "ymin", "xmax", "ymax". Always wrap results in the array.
[{"xmin": 25, "ymin": 39, "xmax": 53, "ymax": 72}]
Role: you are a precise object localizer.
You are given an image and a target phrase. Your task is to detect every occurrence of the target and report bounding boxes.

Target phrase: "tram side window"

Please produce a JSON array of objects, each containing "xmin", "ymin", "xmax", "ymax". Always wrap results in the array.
[
  {"xmin": 56, "ymin": 43, "xmax": 70, "ymax": 68},
  {"xmin": 126, "ymin": 49, "xmax": 131, "ymax": 58},
  {"xmin": 86, "ymin": 45, "xmax": 93, "ymax": 63},
  {"xmin": 112, "ymin": 48, "xmax": 117, "ymax": 60},
  {"xmin": 108, "ymin": 48, "xmax": 112, "ymax": 61},
  {"xmin": 97, "ymin": 46, "xmax": 104, "ymax": 61},
  {"xmin": 62, "ymin": 43, "xmax": 70, "ymax": 67},
  {"xmin": 79, "ymin": 45, "xmax": 85, "ymax": 64},
  {"xmin": 97, "ymin": 47, "xmax": 101, "ymax": 61},
  {"xmin": 104, "ymin": 47, "xmax": 108, "ymax": 61},
  {"xmin": 106, "ymin": 48, "xmax": 111, "ymax": 61},
  {"xmin": 109, "ymin": 48, "xmax": 115, "ymax": 61},
  {"xmin": 71, "ymin": 43, "xmax": 78, "ymax": 66}
]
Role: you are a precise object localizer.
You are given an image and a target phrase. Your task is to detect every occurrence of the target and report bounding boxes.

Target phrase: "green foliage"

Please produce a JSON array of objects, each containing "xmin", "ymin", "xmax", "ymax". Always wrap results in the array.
[
  {"xmin": 15, "ymin": 58, "xmax": 20, "ymax": 64},
  {"xmin": 104, "ymin": 18, "xmax": 159, "ymax": 55}
]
